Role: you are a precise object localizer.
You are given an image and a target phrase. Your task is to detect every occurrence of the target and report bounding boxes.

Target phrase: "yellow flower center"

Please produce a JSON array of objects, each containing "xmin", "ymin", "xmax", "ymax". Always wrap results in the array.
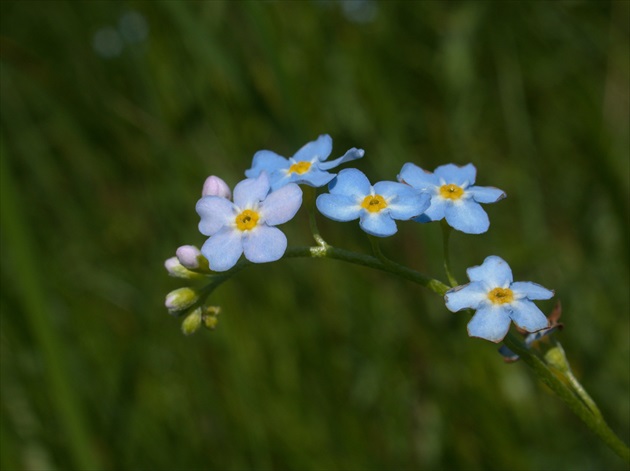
[
  {"xmin": 439, "ymin": 183, "xmax": 464, "ymax": 200},
  {"xmin": 235, "ymin": 209, "xmax": 259, "ymax": 231},
  {"xmin": 487, "ymin": 287, "xmax": 514, "ymax": 305},
  {"xmin": 288, "ymin": 161, "xmax": 312, "ymax": 175},
  {"xmin": 361, "ymin": 194, "xmax": 388, "ymax": 213}
]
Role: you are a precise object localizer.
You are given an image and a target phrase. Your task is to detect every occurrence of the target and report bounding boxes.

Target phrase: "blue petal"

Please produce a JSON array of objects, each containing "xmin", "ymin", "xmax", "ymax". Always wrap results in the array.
[
  {"xmin": 373, "ymin": 181, "xmax": 417, "ymax": 198},
  {"xmin": 233, "ymin": 172, "xmax": 270, "ymax": 208},
  {"xmin": 467, "ymin": 305, "xmax": 512, "ymax": 343},
  {"xmin": 292, "ymin": 168, "xmax": 336, "ymax": 188},
  {"xmin": 444, "ymin": 281, "xmax": 489, "ymax": 312},
  {"xmin": 467, "ymin": 255, "xmax": 513, "ymax": 286},
  {"xmin": 444, "ymin": 200, "xmax": 490, "ymax": 234},
  {"xmin": 434, "ymin": 163, "xmax": 477, "ymax": 186},
  {"xmin": 196, "ymin": 196, "xmax": 235, "ymax": 236},
  {"xmin": 419, "ymin": 195, "xmax": 447, "ymax": 221},
  {"xmin": 509, "ymin": 300, "xmax": 549, "ymax": 332},
  {"xmin": 373, "ymin": 182, "xmax": 431, "ymax": 221},
  {"xmin": 397, "ymin": 162, "xmax": 438, "ymax": 190},
  {"xmin": 245, "ymin": 150, "xmax": 288, "ymax": 178},
  {"xmin": 388, "ymin": 192, "xmax": 431, "ymax": 220},
  {"xmin": 524, "ymin": 325, "xmax": 561, "ymax": 346},
  {"xmin": 316, "ymin": 193, "xmax": 361, "ymax": 221},
  {"xmin": 293, "ymin": 134, "xmax": 332, "ymax": 162},
  {"xmin": 201, "ymin": 227, "xmax": 243, "ymax": 272},
  {"xmin": 261, "ymin": 183, "xmax": 303, "ymax": 226},
  {"xmin": 511, "ymin": 281, "xmax": 554, "ymax": 300},
  {"xmin": 268, "ymin": 171, "xmax": 292, "ymax": 191},
  {"xmin": 318, "ymin": 147, "xmax": 365, "ymax": 170},
  {"xmin": 412, "ymin": 214, "xmax": 434, "ymax": 223},
  {"xmin": 359, "ymin": 213, "xmax": 397, "ymax": 237},
  {"xmin": 467, "ymin": 185, "xmax": 506, "ymax": 203},
  {"xmin": 328, "ymin": 168, "xmax": 371, "ymax": 197},
  {"xmin": 242, "ymin": 225, "xmax": 287, "ymax": 263},
  {"xmin": 498, "ymin": 345, "xmax": 520, "ymax": 362}
]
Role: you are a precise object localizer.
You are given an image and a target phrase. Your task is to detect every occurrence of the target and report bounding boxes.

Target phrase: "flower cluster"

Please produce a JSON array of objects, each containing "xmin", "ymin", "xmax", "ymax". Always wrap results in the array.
[{"xmin": 164, "ymin": 134, "xmax": 554, "ymax": 345}]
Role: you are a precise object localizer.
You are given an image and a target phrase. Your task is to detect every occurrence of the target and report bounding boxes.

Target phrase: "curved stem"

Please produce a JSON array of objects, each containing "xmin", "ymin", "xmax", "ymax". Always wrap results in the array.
[
  {"xmin": 199, "ymin": 244, "xmax": 450, "ymax": 305},
  {"xmin": 503, "ymin": 334, "xmax": 629, "ymax": 463}
]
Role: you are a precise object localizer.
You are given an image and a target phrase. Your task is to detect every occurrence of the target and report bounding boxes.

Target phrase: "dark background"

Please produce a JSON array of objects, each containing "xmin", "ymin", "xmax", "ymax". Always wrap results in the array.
[{"xmin": 1, "ymin": 1, "xmax": 628, "ymax": 470}]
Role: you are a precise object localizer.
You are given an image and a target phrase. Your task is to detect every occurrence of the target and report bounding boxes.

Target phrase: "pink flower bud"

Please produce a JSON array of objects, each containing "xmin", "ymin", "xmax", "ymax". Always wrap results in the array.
[
  {"xmin": 176, "ymin": 245, "xmax": 203, "ymax": 270},
  {"xmin": 164, "ymin": 256, "xmax": 203, "ymax": 279},
  {"xmin": 202, "ymin": 175, "xmax": 231, "ymax": 199}
]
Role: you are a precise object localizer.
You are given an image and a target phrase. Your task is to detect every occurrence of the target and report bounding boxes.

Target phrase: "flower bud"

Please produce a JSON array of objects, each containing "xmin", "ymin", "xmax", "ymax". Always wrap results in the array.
[
  {"xmin": 543, "ymin": 342, "xmax": 571, "ymax": 375},
  {"xmin": 165, "ymin": 287, "xmax": 199, "ymax": 314},
  {"xmin": 202, "ymin": 175, "xmax": 231, "ymax": 199},
  {"xmin": 181, "ymin": 307, "xmax": 203, "ymax": 335},
  {"xmin": 164, "ymin": 256, "xmax": 204, "ymax": 279},
  {"xmin": 202, "ymin": 306, "xmax": 221, "ymax": 330},
  {"xmin": 176, "ymin": 245, "xmax": 210, "ymax": 272}
]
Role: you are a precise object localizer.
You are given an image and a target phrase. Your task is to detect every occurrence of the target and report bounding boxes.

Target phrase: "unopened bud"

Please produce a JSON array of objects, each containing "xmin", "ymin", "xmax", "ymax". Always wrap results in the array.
[
  {"xmin": 176, "ymin": 245, "xmax": 210, "ymax": 272},
  {"xmin": 181, "ymin": 307, "xmax": 203, "ymax": 335},
  {"xmin": 543, "ymin": 342, "xmax": 571, "ymax": 375},
  {"xmin": 164, "ymin": 257, "xmax": 204, "ymax": 279},
  {"xmin": 202, "ymin": 175, "xmax": 231, "ymax": 199},
  {"xmin": 202, "ymin": 306, "xmax": 221, "ymax": 330},
  {"xmin": 165, "ymin": 287, "xmax": 199, "ymax": 314}
]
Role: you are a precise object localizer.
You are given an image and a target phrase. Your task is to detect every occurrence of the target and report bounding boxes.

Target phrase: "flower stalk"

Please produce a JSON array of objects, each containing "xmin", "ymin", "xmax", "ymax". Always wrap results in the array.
[
  {"xmin": 503, "ymin": 333, "xmax": 629, "ymax": 463},
  {"xmin": 166, "ymin": 135, "xmax": 629, "ymax": 464}
]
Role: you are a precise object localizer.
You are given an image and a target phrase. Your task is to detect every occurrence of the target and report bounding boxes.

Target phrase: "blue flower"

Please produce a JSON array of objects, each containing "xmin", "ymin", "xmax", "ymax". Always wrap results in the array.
[
  {"xmin": 196, "ymin": 172, "xmax": 302, "ymax": 271},
  {"xmin": 397, "ymin": 163, "xmax": 506, "ymax": 234},
  {"xmin": 245, "ymin": 134, "xmax": 364, "ymax": 191},
  {"xmin": 316, "ymin": 168, "xmax": 431, "ymax": 237},
  {"xmin": 444, "ymin": 255, "xmax": 554, "ymax": 343}
]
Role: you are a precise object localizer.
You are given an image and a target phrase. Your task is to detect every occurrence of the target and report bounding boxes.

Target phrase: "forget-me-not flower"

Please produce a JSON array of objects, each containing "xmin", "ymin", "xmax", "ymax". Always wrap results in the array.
[
  {"xmin": 245, "ymin": 134, "xmax": 364, "ymax": 191},
  {"xmin": 444, "ymin": 255, "xmax": 553, "ymax": 343},
  {"xmin": 196, "ymin": 172, "xmax": 302, "ymax": 271},
  {"xmin": 398, "ymin": 163, "xmax": 506, "ymax": 234},
  {"xmin": 316, "ymin": 168, "xmax": 431, "ymax": 237}
]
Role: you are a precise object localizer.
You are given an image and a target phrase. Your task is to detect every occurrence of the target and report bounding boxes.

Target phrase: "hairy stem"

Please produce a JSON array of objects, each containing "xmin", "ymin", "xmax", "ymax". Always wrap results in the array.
[{"xmin": 503, "ymin": 334, "xmax": 629, "ymax": 463}]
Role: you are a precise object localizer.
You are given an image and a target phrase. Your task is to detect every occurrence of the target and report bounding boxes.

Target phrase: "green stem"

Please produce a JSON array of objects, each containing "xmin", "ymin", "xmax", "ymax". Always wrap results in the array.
[
  {"xmin": 199, "ymin": 244, "xmax": 449, "ymax": 308},
  {"xmin": 441, "ymin": 220, "xmax": 458, "ymax": 287},
  {"xmin": 303, "ymin": 186, "xmax": 328, "ymax": 248},
  {"xmin": 503, "ymin": 334, "xmax": 629, "ymax": 463}
]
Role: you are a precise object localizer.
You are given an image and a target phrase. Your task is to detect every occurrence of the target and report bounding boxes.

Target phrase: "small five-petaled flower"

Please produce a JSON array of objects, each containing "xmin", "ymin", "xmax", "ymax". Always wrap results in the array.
[
  {"xmin": 398, "ymin": 163, "xmax": 505, "ymax": 234},
  {"xmin": 316, "ymin": 168, "xmax": 431, "ymax": 237},
  {"xmin": 444, "ymin": 255, "xmax": 554, "ymax": 343},
  {"xmin": 245, "ymin": 134, "xmax": 364, "ymax": 191},
  {"xmin": 196, "ymin": 172, "xmax": 302, "ymax": 271}
]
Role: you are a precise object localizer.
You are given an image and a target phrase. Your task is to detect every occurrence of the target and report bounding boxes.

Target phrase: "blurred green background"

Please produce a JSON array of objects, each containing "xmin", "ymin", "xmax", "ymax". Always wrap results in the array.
[{"xmin": 1, "ymin": 1, "xmax": 628, "ymax": 470}]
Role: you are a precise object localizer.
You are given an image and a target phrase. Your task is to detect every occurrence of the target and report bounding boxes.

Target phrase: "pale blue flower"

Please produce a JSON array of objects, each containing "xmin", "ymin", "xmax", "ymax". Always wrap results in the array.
[
  {"xmin": 316, "ymin": 168, "xmax": 431, "ymax": 237},
  {"xmin": 398, "ymin": 163, "xmax": 506, "ymax": 234},
  {"xmin": 245, "ymin": 134, "xmax": 364, "ymax": 191},
  {"xmin": 444, "ymin": 255, "xmax": 553, "ymax": 343},
  {"xmin": 196, "ymin": 172, "xmax": 302, "ymax": 271}
]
